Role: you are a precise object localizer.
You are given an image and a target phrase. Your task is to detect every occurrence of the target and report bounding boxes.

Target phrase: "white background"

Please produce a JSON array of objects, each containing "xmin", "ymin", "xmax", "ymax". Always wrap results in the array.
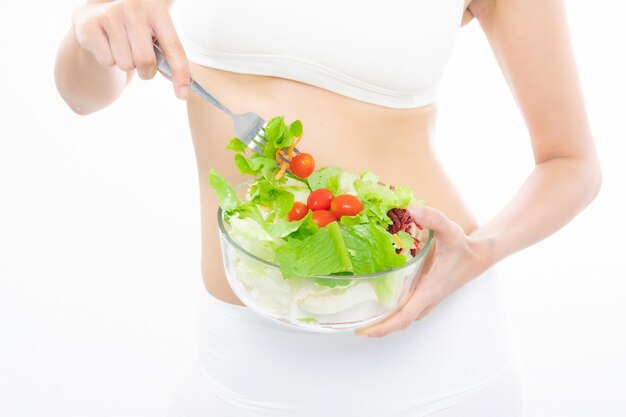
[{"xmin": 1, "ymin": 1, "xmax": 625, "ymax": 416}]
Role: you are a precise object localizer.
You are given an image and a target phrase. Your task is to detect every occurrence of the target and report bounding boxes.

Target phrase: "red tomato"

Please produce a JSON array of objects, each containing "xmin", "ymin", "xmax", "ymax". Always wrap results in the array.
[
  {"xmin": 330, "ymin": 194, "xmax": 363, "ymax": 219},
  {"xmin": 290, "ymin": 153, "xmax": 315, "ymax": 178},
  {"xmin": 307, "ymin": 188, "xmax": 334, "ymax": 211},
  {"xmin": 287, "ymin": 201, "xmax": 309, "ymax": 221},
  {"xmin": 311, "ymin": 210, "xmax": 337, "ymax": 227}
]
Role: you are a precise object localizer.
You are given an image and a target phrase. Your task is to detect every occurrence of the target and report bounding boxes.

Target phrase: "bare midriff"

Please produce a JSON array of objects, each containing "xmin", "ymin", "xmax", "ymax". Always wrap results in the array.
[{"xmin": 187, "ymin": 63, "xmax": 479, "ymax": 306}]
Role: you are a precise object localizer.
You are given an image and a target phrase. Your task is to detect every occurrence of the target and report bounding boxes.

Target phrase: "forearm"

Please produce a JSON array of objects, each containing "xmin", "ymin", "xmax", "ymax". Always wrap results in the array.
[
  {"xmin": 54, "ymin": 27, "xmax": 130, "ymax": 115},
  {"xmin": 469, "ymin": 154, "xmax": 602, "ymax": 268}
]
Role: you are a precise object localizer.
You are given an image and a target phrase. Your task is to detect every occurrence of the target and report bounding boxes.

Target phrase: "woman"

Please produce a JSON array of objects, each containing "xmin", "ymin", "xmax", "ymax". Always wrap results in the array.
[{"xmin": 54, "ymin": 0, "xmax": 601, "ymax": 415}]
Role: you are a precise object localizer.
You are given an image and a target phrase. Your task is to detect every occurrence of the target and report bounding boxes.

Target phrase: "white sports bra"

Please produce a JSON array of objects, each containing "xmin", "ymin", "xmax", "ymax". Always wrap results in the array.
[{"xmin": 178, "ymin": 0, "xmax": 466, "ymax": 109}]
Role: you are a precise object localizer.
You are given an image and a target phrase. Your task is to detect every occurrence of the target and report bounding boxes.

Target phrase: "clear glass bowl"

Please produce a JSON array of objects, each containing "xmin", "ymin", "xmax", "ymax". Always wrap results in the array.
[{"xmin": 216, "ymin": 182, "xmax": 434, "ymax": 333}]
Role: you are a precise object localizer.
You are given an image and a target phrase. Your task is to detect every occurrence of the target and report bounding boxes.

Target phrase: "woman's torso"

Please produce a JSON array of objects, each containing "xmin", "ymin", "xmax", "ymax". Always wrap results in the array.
[
  {"xmin": 167, "ymin": 4, "xmax": 525, "ymax": 413},
  {"xmin": 181, "ymin": 0, "xmax": 477, "ymax": 306}
]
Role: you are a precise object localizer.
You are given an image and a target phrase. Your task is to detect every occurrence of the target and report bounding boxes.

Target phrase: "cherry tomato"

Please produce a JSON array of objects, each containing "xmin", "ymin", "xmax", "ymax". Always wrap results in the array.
[
  {"xmin": 307, "ymin": 188, "xmax": 334, "ymax": 211},
  {"xmin": 290, "ymin": 153, "xmax": 315, "ymax": 178},
  {"xmin": 330, "ymin": 194, "xmax": 363, "ymax": 219},
  {"xmin": 287, "ymin": 201, "xmax": 309, "ymax": 221},
  {"xmin": 311, "ymin": 210, "xmax": 337, "ymax": 227}
]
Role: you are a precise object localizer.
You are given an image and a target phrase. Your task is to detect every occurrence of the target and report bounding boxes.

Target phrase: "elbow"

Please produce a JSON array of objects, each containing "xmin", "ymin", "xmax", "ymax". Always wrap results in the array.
[
  {"xmin": 575, "ymin": 152, "xmax": 603, "ymax": 207},
  {"xmin": 53, "ymin": 58, "xmax": 119, "ymax": 116},
  {"xmin": 65, "ymin": 100, "xmax": 97, "ymax": 116},
  {"xmin": 54, "ymin": 71, "xmax": 97, "ymax": 116},
  {"xmin": 587, "ymin": 157, "xmax": 603, "ymax": 203},
  {"xmin": 60, "ymin": 95, "xmax": 96, "ymax": 115},
  {"xmin": 54, "ymin": 84, "xmax": 112, "ymax": 116},
  {"xmin": 541, "ymin": 151, "xmax": 603, "ymax": 208},
  {"xmin": 55, "ymin": 83, "xmax": 121, "ymax": 116}
]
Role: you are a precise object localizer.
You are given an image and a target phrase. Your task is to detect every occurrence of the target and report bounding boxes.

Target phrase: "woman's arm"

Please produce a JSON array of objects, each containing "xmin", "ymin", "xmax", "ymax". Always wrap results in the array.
[
  {"xmin": 356, "ymin": 0, "xmax": 602, "ymax": 337},
  {"xmin": 54, "ymin": 0, "xmax": 189, "ymax": 115},
  {"xmin": 466, "ymin": 0, "xmax": 602, "ymax": 265}
]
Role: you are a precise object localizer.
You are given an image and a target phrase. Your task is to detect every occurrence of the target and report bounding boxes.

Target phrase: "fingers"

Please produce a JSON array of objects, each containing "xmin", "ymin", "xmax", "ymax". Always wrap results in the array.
[
  {"xmin": 73, "ymin": 9, "xmax": 115, "ymax": 67},
  {"xmin": 408, "ymin": 204, "xmax": 464, "ymax": 245},
  {"xmin": 81, "ymin": 25, "xmax": 115, "ymax": 67},
  {"xmin": 149, "ymin": 9, "xmax": 190, "ymax": 99},
  {"xmin": 72, "ymin": 1, "xmax": 188, "ymax": 98},
  {"xmin": 355, "ymin": 277, "xmax": 438, "ymax": 338},
  {"xmin": 415, "ymin": 303, "xmax": 437, "ymax": 321},
  {"xmin": 102, "ymin": 19, "xmax": 134, "ymax": 72},
  {"xmin": 126, "ymin": 21, "xmax": 157, "ymax": 80}
]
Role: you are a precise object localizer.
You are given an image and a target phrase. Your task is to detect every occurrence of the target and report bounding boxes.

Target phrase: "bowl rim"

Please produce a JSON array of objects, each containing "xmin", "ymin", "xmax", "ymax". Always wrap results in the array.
[{"xmin": 216, "ymin": 180, "xmax": 434, "ymax": 280}]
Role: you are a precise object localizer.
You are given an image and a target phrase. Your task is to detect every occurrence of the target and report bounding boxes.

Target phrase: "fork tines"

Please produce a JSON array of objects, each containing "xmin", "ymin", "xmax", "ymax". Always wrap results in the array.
[{"xmin": 247, "ymin": 126, "xmax": 300, "ymax": 164}]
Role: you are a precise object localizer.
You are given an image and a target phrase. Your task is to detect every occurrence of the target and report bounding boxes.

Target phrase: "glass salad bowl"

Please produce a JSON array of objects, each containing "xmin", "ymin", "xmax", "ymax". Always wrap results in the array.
[{"xmin": 216, "ymin": 183, "xmax": 434, "ymax": 333}]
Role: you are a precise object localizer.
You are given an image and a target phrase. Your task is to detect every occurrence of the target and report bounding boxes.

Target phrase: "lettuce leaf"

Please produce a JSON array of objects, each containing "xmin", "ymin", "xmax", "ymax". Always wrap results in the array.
[
  {"xmin": 354, "ymin": 173, "xmax": 414, "ymax": 226},
  {"xmin": 265, "ymin": 116, "xmax": 286, "ymax": 144},
  {"xmin": 367, "ymin": 272, "xmax": 405, "ymax": 307},
  {"xmin": 249, "ymin": 179, "xmax": 295, "ymax": 218},
  {"xmin": 396, "ymin": 230, "xmax": 415, "ymax": 256},
  {"xmin": 232, "ymin": 248, "xmax": 292, "ymax": 312},
  {"xmin": 280, "ymin": 176, "xmax": 311, "ymax": 203},
  {"xmin": 226, "ymin": 137, "xmax": 247, "ymax": 152},
  {"xmin": 313, "ymin": 277, "xmax": 353, "ymax": 288},
  {"xmin": 339, "ymin": 212, "xmax": 369, "ymax": 226},
  {"xmin": 228, "ymin": 116, "xmax": 304, "ymax": 183},
  {"xmin": 275, "ymin": 221, "xmax": 406, "ymax": 280},
  {"xmin": 338, "ymin": 170, "xmax": 361, "ymax": 194},
  {"xmin": 307, "ymin": 166, "xmax": 341, "ymax": 194},
  {"xmin": 297, "ymin": 317, "xmax": 319, "ymax": 323},
  {"xmin": 276, "ymin": 221, "xmax": 353, "ymax": 278},
  {"xmin": 262, "ymin": 116, "xmax": 303, "ymax": 158},
  {"xmin": 228, "ymin": 216, "xmax": 283, "ymax": 263},
  {"xmin": 208, "ymin": 169, "xmax": 240, "ymax": 212},
  {"xmin": 264, "ymin": 210, "xmax": 318, "ymax": 239},
  {"xmin": 208, "ymin": 169, "xmax": 264, "ymax": 223},
  {"xmin": 234, "ymin": 153, "xmax": 275, "ymax": 177},
  {"xmin": 339, "ymin": 223, "xmax": 406, "ymax": 274}
]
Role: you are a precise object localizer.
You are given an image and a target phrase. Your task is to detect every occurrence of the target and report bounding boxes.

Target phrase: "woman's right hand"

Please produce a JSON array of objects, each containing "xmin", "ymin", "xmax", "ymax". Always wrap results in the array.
[{"xmin": 71, "ymin": 0, "xmax": 190, "ymax": 99}]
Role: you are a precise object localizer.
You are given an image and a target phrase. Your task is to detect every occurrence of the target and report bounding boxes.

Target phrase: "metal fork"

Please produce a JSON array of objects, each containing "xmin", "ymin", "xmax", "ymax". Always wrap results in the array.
[{"xmin": 153, "ymin": 43, "xmax": 299, "ymax": 160}]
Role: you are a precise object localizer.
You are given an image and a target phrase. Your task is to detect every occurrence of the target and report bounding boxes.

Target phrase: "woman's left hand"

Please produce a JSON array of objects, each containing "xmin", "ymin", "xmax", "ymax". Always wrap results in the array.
[{"xmin": 354, "ymin": 204, "xmax": 490, "ymax": 337}]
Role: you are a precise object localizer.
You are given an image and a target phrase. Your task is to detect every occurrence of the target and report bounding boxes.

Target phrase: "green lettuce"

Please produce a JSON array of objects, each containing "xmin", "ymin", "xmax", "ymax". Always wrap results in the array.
[
  {"xmin": 226, "ymin": 137, "xmax": 247, "ymax": 152},
  {"xmin": 307, "ymin": 166, "xmax": 341, "ymax": 194},
  {"xmin": 234, "ymin": 153, "xmax": 276, "ymax": 180},
  {"xmin": 297, "ymin": 317, "xmax": 319, "ymax": 323},
  {"xmin": 340, "ymin": 223, "xmax": 406, "ymax": 273},
  {"xmin": 338, "ymin": 170, "xmax": 360, "ymax": 194},
  {"xmin": 276, "ymin": 221, "xmax": 353, "ymax": 278},
  {"xmin": 262, "ymin": 116, "xmax": 303, "ymax": 159},
  {"xmin": 208, "ymin": 168, "xmax": 240, "ymax": 212},
  {"xmin": 208, "ymin": 169, "xmax": 263, "ymax": 223},
  {"xmin": 228, "ymin": 216, "xmax": 283, "ymax": 263},
  {"xmin": 367, "ymin": 272, "xmax": 405, "ymax": 307},
  {"xmin": 339, "ymin": 212, "xmax": 370, "ymax": 226},
  {"xmin": 248, "ymin": 179, "xmax": 295, "ymax": 218},
  {"xmin": 227, "ymin": 116, "xmax": 304, "ymax": 183},
  {"xmin": 279, "ymin": 176, "xmax": 311, "ymax": 204},
  {"xmin": 263, "ymin": 210, "xmax": 318, "ymax": 239},
  {"xmin": 396, "ymin": 230, "xmax": 415, "ymax": 256},
  {"xmin": 275, "ymin": 221, "xmax": 406, "ymax": 282},
  {"xmin": 354, "ymin": 172, "xmax": 414, "ymax": 226}
]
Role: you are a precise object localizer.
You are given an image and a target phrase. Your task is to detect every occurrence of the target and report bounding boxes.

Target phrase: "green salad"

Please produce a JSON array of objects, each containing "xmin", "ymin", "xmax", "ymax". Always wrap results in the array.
[{"xmin": 209, "ymin": 116, "xmax": 426, "ymax": 288}]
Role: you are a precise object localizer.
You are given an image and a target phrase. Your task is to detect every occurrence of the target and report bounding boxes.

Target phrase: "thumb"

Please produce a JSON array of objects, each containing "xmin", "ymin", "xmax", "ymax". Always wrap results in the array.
[{"xmin": 408, "ymin": 204, "xmax": 460, "ymax": 245}]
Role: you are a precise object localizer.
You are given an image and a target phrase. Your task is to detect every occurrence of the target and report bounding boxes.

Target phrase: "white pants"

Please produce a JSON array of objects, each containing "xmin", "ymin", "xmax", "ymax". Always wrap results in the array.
[{"xmin": 167, "ymin": 266, "xmax": 526, "ymax": 416}]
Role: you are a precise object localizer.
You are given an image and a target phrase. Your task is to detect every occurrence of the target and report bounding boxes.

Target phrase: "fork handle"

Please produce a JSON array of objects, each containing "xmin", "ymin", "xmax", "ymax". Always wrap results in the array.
[
  {"xmin": 153, "ymin": 43, "xmax": 234, "ymax": 117},
  {"xmin": 188, "ymin": 79, "xmax": 233, "ymax": 117}
]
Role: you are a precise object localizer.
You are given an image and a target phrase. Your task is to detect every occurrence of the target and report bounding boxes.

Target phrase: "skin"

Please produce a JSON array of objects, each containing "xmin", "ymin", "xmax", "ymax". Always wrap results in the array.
[{"xmin": 54, "ymin": 0, "xmax": 602, "ymax": 338}]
